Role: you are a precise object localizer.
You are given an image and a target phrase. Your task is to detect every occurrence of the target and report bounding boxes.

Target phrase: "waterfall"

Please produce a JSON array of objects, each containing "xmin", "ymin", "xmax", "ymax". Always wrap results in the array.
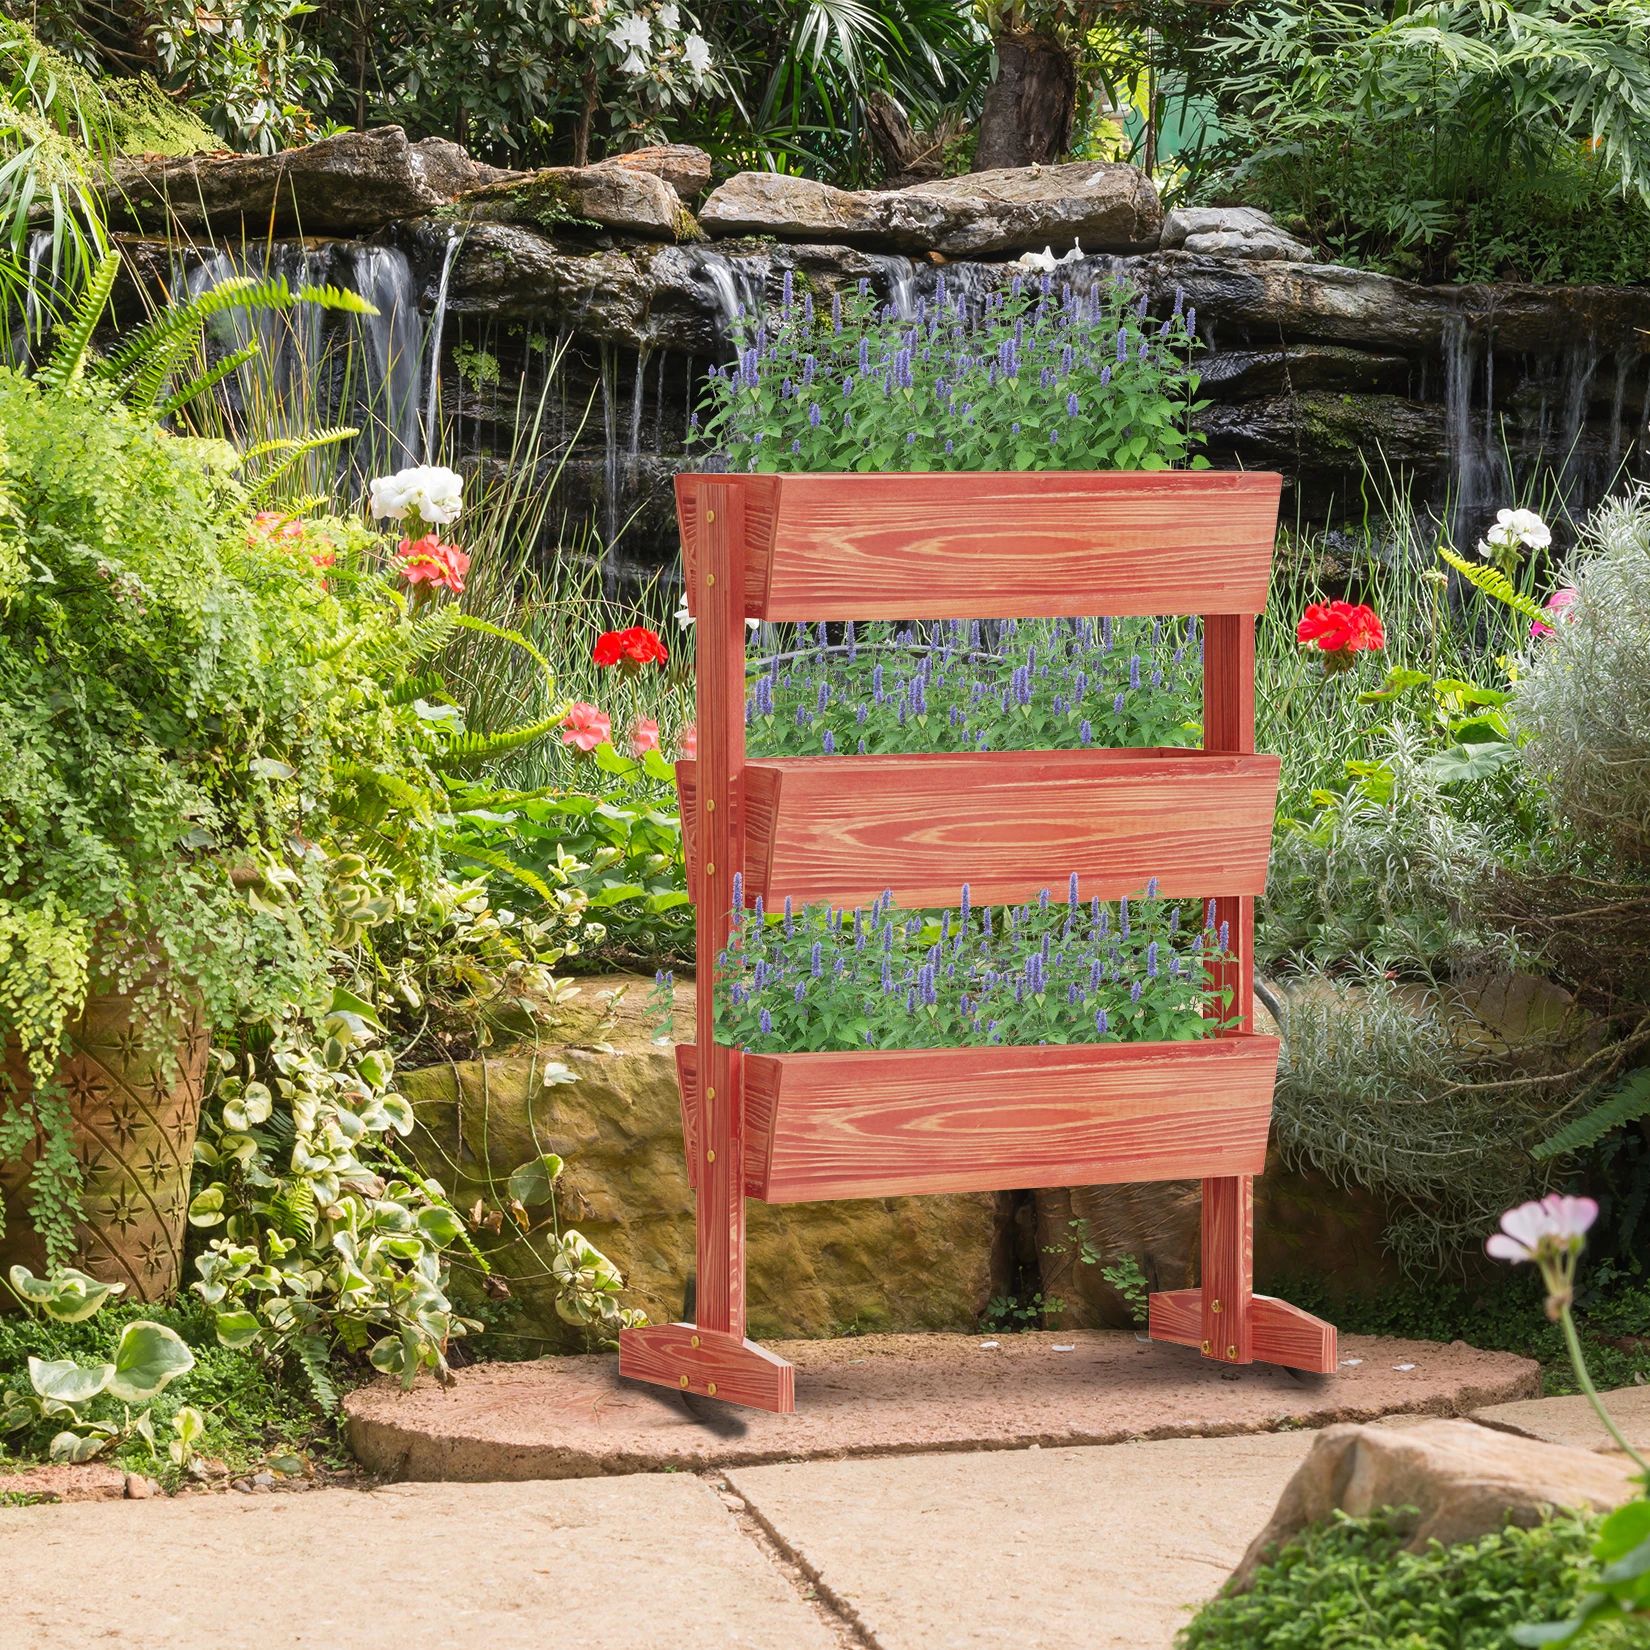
[
  {"xmin": 866, "ymin": 253, "xmax": 920, "ymax": 319},
  {"xmin": 1442, "ymin": 317, "xmax": 1501, "ymax": 546},
  {"xmin": 20, "ymin": 231, "xmax": 52, "ymax": 360},
  {"xmin": 422, "ymin": 230, "xmax": 460, "ymax": 464},
  {"xmin": 345, "ymin": 245, "xmax": 423, "ymax": 472},
  {"xmin": 599, "ymin": 340, "xmax": 620, "ymax": 587},
  {"xmin": 690, "ymin": 247, "xmax": 769, "ymax": 336}
]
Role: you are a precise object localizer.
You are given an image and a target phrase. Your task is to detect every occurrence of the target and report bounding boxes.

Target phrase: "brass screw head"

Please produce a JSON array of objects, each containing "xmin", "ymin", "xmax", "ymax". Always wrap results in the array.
[
  {"xmin": 706, "ymin": 1086, "xmax": 716, "ymax": 1100},
  {"xmin": 691, "ymin": 1335, "xmax": 700, "ymax": 1348},
  {"xmin": 706, "ymin": 1148, "xmax": 716, "ymax": 1163},
  {"xmin": 706, "ymin": 572, "xmax": 716, "ymax": 585},
  {"xmin": 679, "ymin": 1375, "xmax": 689, "ymax": 1389},
  {"xmin": 706, "ymin": 510, "xmax": 715, "ymax": 523},
  {"xmin": 706, "ymin": 862, "xmax": 716, "ymax": 876},
  {"xmin": 707, "ymin": 1382, "xmax": 718, "ymax": 1397},
  {"xmin": 1201, "ymin": 1340, "xmax": 1211, "ymax": 1355},
  {"xmin": 1227, "ymin": 1345, "xmax": 1238, "ymax": 1360},
  {"xmin": 706, "ymin": 799, "xmax": 715, "ymax": 811},
  {"xmin": 1211, "ymin": 1299, "xmax": 1223, "ymax": 1313}
]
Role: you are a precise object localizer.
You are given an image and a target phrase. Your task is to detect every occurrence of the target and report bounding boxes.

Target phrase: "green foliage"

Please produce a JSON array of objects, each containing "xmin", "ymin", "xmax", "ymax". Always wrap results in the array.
[
  {"xmin": 1100, "ymin": 1251, "xmax": 1149, "ymax": 1324},
  {"xmin": 1178, "ymin": 1507, "xmax": 1628, "ymax": 1650},
  {"xmin": 692, "ymin": 271, "xmax": 1207, "ymax": 476},
  {"xmin": 1196, "ymin": 0, "xmax": 1650, "ymax": 282},
  {"xmin": 716, "ymin": 882, "xmax": 1233, "ymax": 1053},
  {"xmin": 1537, "ymin": 1069, "xmax": 1650, "ymax": 1162},
  {"xmin": 745, "ymin": 615, "xmax": 1202, "ymax": 758}
]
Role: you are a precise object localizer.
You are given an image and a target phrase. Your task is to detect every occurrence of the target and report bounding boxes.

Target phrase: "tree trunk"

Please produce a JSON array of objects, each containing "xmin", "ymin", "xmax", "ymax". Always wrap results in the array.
[
  {"xmin": 572, "ymin": 60, "xmax": 601, "ymax": 168},
  {"xmin": 972, "ymin": 33, "xmax": 1078, "ymax": 173}
]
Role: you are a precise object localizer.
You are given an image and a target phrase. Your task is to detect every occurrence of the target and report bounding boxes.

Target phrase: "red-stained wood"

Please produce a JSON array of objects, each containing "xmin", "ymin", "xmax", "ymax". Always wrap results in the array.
[
  {"xmin": 737, "ymin": 1037, "xmax": 1277, "ymax": 1202},
  {"xmin": 619, "ymin": 1322, "xmax": 795, "ymax": 1413},
  {"xmin": 678, "ymin": 750, "xmax": 1280, "ymax": 911},
  {"xmin": 692, "ymin": 482, "xmax": 750, "ymax": 1342},
  {"xmin": 1147, "ymin": 1287, "xmax": 1203, "ymax": 1349},
  {"xmin": 1201, "ymin": 1175, "xmax": 1254, "ymax": 1364},
  {"xmin": 1252, "ymin": 1297, "xmax": 1338, "ymax": 1374},
  {"xmin": 1148, "ymin": 1289, "xmax": 1337, "ymax": 1373},
  {"xmin": 674, "ymin": 1043, "xmax": 699, "ymax": 1192},
  {"xmin": 677, "ymin": 471, "xmax": 1281, "ymax": 620}
]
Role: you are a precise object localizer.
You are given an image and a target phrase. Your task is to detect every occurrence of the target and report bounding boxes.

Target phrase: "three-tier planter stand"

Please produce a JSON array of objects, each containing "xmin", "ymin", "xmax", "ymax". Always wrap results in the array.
[{"xmin": 618, "ymin": 469, "xmax": 1338, "ymax": 1413}]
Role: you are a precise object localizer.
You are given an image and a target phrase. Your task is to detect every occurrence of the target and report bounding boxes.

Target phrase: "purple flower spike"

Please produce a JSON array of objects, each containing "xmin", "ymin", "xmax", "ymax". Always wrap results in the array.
[
  {"xmin": 1100, "ymin": 364, "xmax": 1112, "ymax": 388},
  {"xmin": 811, "ymin": 940, "xmax": 823, "ymax": 978},
  {"xmin": 808, "ymin": 402, "xmax": 822, "ymax": 428},
  {"xmin": 822, "ymin": 729, "xmax": 836, "ymax": 754},
  {"xmin": 1147, "ymin": 941, "xmax": 1159, "ymax": 977},
  {"xmin": 1116, "ymin": 328, "xmax": 1128, "ymax": 363},
  {"xmin": 1130, "ymin": 981, "xmax": 1143, "ymax": 1004},
  {"xmin": 1219, "ymin": 921, "xmax": 1229, "ymax": 951},
  {"xmin": 784, "ymin": 896, "xmax": 794, "ymax": 936},
  {"xmin": 732, "ymin": 871, "xmax": 743, "ymax": 912},
  {"xmin": 1069, "ymin": 872, "xmax": 1080, "ymax": 911},
  {"xmin": 1080, "ymin": 719, "xmax": 1092, "ymax": 745},
  {"xmin": 1067, "ymin": 391, "xmax": 1080, "ymax": 417},
  {"xmin": 1145, "ymin": 877, "xmax": 1159, "ymax": 899},
  {"xmin": 760, "ymin": 1008, "xmax": 772, "ymax": 1035},
  {"xmin": 1095, "ymin": 1008, "xmax": 1109, "ymax": 1034}
]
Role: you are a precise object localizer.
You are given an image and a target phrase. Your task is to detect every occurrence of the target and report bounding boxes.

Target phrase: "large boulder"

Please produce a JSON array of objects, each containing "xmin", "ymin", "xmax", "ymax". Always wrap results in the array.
[
  {"xmin": 456, "ymin": 164, "xmax": 698, "ymax": 243},
  {"xmin": 699, "ymin": 162, "xmax": 1163, "ymax": 256},
  {"xmin": 1161, "ymin": 205, "xmax": 1315, "ymax": 263},
  {"xmin": 598, "ymin": 143, "xmax": 713, "ymax": 201},
  {"xmin": 1229, "ymin": 1418, "xmax": 1639, "ymax": 1591},
  {"xmin": 400, "ymin": 977, "xmax": 996, "ymax": 1345},
  {"xmin": 100, "ymin": 125, "xmax": 509, "ymax": 236}
]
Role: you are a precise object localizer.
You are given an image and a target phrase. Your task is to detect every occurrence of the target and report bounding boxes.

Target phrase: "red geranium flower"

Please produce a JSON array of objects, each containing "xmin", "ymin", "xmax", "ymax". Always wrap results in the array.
[
  {"xmin": 397, "ymin": 534, "xmax": 470, "ymax": 594},
  {"xmin": 593, "ymin": 626, "xmax": 669, "ymax": 672},
  {"xmin": 1297, "ymin": 600, "xmax": 1384, "ymax": 670}
]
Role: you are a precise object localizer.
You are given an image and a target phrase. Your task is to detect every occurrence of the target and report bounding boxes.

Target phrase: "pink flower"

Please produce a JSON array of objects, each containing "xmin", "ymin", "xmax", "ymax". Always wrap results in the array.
[
  {"xmin": 396, "ymin": 534, "xmax": 471, "ymax": 595},
  {"xmin": 1530, "ymin": 588, "xmax": 1578, "ymax": 639},
  {"xmin": 679, "ymin": 722, "xmax": 698, "ymax": 761},
  {"xmin": 1487, "ymin": 1194, "xmax": 1598, "ymax": 1264},
  {"xmin": 629, "ymin": 718, "xmax": 661, "ymax": 756},
  {"xmin": 560, "ymin": 702, "xmax": 612, "ymax": 753}
]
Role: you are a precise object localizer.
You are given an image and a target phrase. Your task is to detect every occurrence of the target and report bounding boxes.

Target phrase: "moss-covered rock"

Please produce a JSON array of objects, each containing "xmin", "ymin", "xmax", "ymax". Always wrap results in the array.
[{"xmin": 402, "ymin": 976, "xmax": 994, "ymax": 1346}]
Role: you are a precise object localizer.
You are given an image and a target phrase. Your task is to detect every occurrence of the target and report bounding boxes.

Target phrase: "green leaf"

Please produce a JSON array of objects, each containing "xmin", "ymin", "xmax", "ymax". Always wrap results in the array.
[
  {"xmin": 108, "ymin": 1320, "xmax": 196, "ymax": 1403},
  {"xmin": 1423, "ymin": 741, "xmax": 1518, "ymax": 784},
  {"xmin": 29, "ymin": 1356, "xmax": 113, "ymax": 1405},
  {"xmin": 49, "ymin": 1430, "xmax": 111, "ymax": 1464},
  {"xmin": 1438, "ymin": 546, "xmax": 1546, "ymax": 623},
  {"xmin": 507, "ymin": 1154, "xmax": 565, "ymax": 1206},
  {"xmin": 8, "ymin": 1265, "xmax": 125, "ymax": 1322},
  {"xmin": 188, "ymin": 1185, "xmax": 226, "ymax": 1228},
  {"xmin": 415, "ymin": 1206, "xmax": 464, "ymax": 1248},
  {"xmin": 642, "ymin": 748, "xmax": 677, "ymax": 783},
  {"xmin": 214, "ymin": 1310, "xmax": 263, "ymax": 1349}
]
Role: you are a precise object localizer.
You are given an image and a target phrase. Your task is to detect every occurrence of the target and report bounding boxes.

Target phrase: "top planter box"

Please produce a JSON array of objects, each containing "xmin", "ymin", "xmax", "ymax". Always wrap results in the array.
[{"xmin": 677, "ymin": 470, "xmax": 1281, "ymax": 620}]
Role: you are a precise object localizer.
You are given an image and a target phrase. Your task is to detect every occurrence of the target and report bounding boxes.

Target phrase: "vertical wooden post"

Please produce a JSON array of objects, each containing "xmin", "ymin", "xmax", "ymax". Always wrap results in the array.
[
  {"xmin": 695, "ymin": 481, "xmax": 747, "ymax": 1341},
  {"xmin": 1202, "ymin": 613, "xmax": 1256, "ymax": 1365}
]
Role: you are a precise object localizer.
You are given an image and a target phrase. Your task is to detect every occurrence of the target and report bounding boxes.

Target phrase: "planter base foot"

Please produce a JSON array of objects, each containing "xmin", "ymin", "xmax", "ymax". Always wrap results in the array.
[
  {"xmin": 1148, "ymin": 1289, "xmax": 1337, "ymax": 1375},
  {"xmin": 619, "ymin": 1323, "xmax": 795, "ymax": 1412}
]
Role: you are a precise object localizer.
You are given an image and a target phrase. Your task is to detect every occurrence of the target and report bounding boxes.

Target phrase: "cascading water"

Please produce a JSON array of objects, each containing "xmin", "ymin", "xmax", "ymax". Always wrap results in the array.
[
  {"xmin": 422, "ymin": 231, "xmax": 461, "ymax": 464},
  {"xmin": 344, "ymin": 245, "xmax": 423, "ymax": 472}
]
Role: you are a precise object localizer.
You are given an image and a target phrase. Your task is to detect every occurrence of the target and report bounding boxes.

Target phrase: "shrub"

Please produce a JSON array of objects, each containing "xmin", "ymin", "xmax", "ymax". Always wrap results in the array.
[
  {"xmin": 1179, "ymin": 1507, "xmax": 1627, "ymax": 1649},
  {"xmin": 693, "ymin": 268, "xmax": 1207, "ymax": 475},
  {"xmin": 1513, "ymin": 485, "xmax": 1650, "ymax": 865}
]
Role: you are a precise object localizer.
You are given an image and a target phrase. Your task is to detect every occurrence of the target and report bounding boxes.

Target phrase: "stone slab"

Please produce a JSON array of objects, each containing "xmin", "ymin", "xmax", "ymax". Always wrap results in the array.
[
  {"xmin": 0, "ymin": 1476, "xmax": 834, "ymax": 1650},
  {"xmin": 726, "ymin": 1431, "xmax": 1317, "ymax": 1649},
  {"xmin": 1473, "ymin": 1383, "xmax": 1650, "ymax": 1454},
  {"xmin": 347, "ymin": 1329, "xmax": 1540, "ymax": 1482}
]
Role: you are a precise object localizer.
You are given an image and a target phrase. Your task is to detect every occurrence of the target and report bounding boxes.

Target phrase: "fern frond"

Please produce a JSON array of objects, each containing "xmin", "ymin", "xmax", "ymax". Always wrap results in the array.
[
  {"xmin": 294, "ymin": 1333, "xmax": 339, "ymax": 1413},
  {"xmin": 1439, "ymin": 547, "xmax": 1546, "ymax": 625},
  {"xmin": 1534, "ymin": 1066, "xmax": 1650, "ymax": 1161},
  {"xmin": 40, "ymin": 248, "xmax": 119, "ymax": 386},
  {"xmin": 449, "ymin": 614, "xmax": 556, "ymax": 685},
  {"xmin": 441, "ymin": 836, "xmax": 556, "ymax": 901},
  {"xmin": 296, "ymin": 282, "xmax": 380, "ymax": 316},
  {"xmin": 386, "ymin": 672, "xmax": 450, "ymax": 706},
  {"xmin": 244, "ymin": 427, "xmax": 358, "ymax": 504},
  {"xmin": 158, "ymin": 341, "xmax": 258, "ymax": 417},
  {"xmin": 429, "ymin": 706, "xmax": 568, "ymax": 769},
  {"xmin": 95, "ymin": 275, "xmax": 272, "ymax": 381}
]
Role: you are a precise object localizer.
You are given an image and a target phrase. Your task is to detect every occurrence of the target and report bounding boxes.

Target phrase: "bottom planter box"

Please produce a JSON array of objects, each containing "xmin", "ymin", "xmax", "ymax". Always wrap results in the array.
[{"xmin": 678, "ymin": 1035, "xmax": 1279, "ymax": 1204}]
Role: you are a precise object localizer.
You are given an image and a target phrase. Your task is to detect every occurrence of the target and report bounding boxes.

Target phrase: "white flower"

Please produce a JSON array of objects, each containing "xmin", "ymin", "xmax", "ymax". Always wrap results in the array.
[
  {"xmin": 683, "ymin": 32, "xmax": 712, "ymax": 76},
  {"xmin": 610, "ymin": 12, "xmax": 651, "ymax": 55},
  {"xmin": 658, "ymin": 2, "xmax": 680, "ymax": 32},
  {"xmin": 1486, "ymin": 1194, "xmax": 1597, "ymax": 1264},
  {"xmin": 1483, "ymin": 506, "xmax": 1552, "ymax": 555},
  {"xmin": 369, "ymin": 464, "xmax": 463, "ymax": 526}
]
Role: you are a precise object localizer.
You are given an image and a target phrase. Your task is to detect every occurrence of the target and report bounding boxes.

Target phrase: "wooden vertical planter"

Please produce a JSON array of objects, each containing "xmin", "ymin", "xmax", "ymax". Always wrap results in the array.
[{"xmin": 619, "ymin": 471, "xmax": 1337, "ymax": 1413}]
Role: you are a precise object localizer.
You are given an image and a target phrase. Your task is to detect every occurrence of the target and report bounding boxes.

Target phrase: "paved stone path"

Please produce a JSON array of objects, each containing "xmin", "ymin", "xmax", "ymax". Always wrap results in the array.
[{"xmin": 5, "ymin": 1336, "xmax": 1603, "ymax": 1650}]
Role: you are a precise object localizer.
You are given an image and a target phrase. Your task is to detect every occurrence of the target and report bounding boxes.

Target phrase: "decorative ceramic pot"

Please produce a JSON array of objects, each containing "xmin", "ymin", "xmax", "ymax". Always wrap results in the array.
[{"xmin": 1, "ymin": 992, "xmax": 209, "ymax": 1301}]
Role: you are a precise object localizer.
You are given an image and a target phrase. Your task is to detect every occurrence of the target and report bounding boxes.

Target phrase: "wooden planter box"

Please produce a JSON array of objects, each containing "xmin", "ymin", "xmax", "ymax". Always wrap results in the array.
[{"xmin": 620, "ymin": 469, "xmax": 1338, "ymax": 1414}]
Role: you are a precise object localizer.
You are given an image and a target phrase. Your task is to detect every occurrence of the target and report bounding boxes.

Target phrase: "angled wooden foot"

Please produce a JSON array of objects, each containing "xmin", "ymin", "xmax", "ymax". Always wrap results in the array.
[
  {"xmin": 1148, "ymin": 1289, "xmax": 1337, "ymax": 1375},
  {"xmin": 619, "ymin": 1323, "xmax": 795, "ymax": 1413}
]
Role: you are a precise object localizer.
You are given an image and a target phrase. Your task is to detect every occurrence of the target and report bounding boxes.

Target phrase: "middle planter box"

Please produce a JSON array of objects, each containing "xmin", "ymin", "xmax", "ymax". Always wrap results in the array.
[{"xmin": 677, "ymin": 1035, "xmax": 1278, "ymax": 1203}]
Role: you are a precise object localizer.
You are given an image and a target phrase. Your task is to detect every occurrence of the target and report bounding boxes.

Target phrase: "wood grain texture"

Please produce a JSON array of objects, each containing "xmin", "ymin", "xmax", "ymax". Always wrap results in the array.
[
  {"xmin": 675, "ymin": 1044, "xmax": 699, "ymax": 1192},
  {"xmin": 734, "ymin": 1036, "xmax": 1278, "ymax": 1203},
  {"xmin": 677, "ymin": 473, "xmax": 778, "ymax": 617},
  {"xmin": 619, "ymin": 1322, "xmax": 795, "ymax": 1413},
  {"xmin": 676, "ymin": 762, "xmax": 779, "ymax": 907},
  {"xmin": 1147, "ymin": 1287, "xmax": 1203, "ymax": 1349},
  {"xmin": 684, "ymin": 749, "xmax": 1281, "ymax": 910},
  {"xmin": 677, "ymin": 471, "xmax": 1282, "ymax": 621},
  {"xmin": 1202, "ymin": 1175, "xmax": 1254, "ymax": 1364},
  {"xmin": 1252, "ymin": 1297, "xmax": 1338, "ymax": 1374}
]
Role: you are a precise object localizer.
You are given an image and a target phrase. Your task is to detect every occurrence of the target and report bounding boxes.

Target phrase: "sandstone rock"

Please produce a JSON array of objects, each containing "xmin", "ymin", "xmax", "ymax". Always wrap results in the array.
[
  {"xmin": 1, "ymin": 1462, "xmax": 127, "ymax": 1502},
  {"xmin": 401, "ymin": 976, "xmax": 995, "ymax": 1345},
  {"xmin": 457, "ymin": 164, "xmax": 696, "ymax": 242},
  {"xmin": 1229, "ymin": 1418, "xmax": 1639, "ymax": 1591},
  {"xmin": 1161, "ymin": 205, "xmax": 1315, "ymax": 263},
  {"xmin": 889, "ymin": 163, "xmax": 1163, "ymax": 256},
  {"xmin": 699, "ymin": 162, "xmax": 1162, "ymax": 256},
  {"xmin": 101, "ymin": 126, "xmax": 509, "ymax": 236},
  {"xmin": 123, "ymin": 1473, "xmax": 158, "ymax": 1499},
  {"xmin": 599, "ymin": 144, "xmax": 713, "ymax": 200}
]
